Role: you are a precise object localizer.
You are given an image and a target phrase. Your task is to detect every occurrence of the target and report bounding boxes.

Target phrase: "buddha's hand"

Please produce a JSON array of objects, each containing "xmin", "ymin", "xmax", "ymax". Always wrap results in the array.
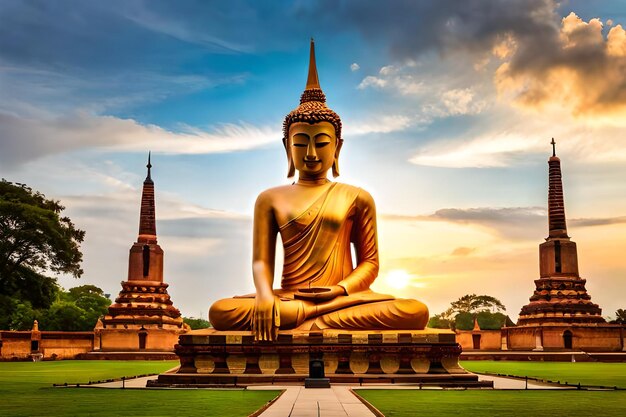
[
  {"xmin": 315, "ymin": 285, "xmax": 346, "ymax": 301},
  {"xmin": 295, "ymin": 285, "xmax": 346, "ymax": 302},
  {"xmin": 252, "ymin": 294, "xmax": 278, "ymax": 342}
]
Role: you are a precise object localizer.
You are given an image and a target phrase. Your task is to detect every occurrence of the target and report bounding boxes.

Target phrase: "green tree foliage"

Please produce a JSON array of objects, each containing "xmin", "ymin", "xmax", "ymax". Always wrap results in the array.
[
  {"xmin": 476, "ymin": 311, "xmax": 514, "ymax": 330},
  {"xmin": 39, "ymin": 286, "xmax": 111, "ymax": 331},
  {"xmin": 9, "ymin": 301, "xmax": 36, "ymax": 330},
  {"xmin": 610, "ymin": 309, "xmax": 626, "ymax": 324},
  {"xmin": 429, "ymin": 294, "xmax": 511, "ymax": 330},
  {"xmin": 183, "ymin": 317, "xmax": 211, "ymax": 330},
  {"xmin": 0, "ymin": 180, "xmax": 84, "ymax": 308},
  {"xmin": 454, "ymin": 311, "xmax": 475, "ymax": 330},
  {"xmin": 427, "ymin": 314, "xmax": 453, "ymax": 329},
  {"xmin": 40, "ymin": 301, "xmax": 87, "ymax": 332},
  {"xmin": 443, "ymin": 294, "xmax": 506, "ymax": 319},
  {"xmin": 0, "ymin": 180, "xmax": 102, "ymax": 331}
]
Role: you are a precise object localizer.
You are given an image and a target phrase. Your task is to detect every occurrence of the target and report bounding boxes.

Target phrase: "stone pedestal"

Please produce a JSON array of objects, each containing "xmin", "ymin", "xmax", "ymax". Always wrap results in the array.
[{"xmin": 149, "ymin": 328, "xmax": 491, "ymax": 388}]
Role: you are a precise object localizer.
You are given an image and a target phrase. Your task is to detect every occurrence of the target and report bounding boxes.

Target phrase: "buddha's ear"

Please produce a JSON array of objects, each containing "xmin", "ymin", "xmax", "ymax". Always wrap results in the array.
[
  {"xmin": 283, "ymin": 137, "xmax": 295, "ymax": 178},
  {"xmin": 332, "ymin": 139, "xmax": 343, "ymax": 178}
]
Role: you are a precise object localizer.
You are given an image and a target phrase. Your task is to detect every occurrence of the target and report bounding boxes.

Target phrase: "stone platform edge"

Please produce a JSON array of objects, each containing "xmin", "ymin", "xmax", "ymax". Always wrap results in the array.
[{"xmin": 179, "ymin": 328, "xmax": 456, "ymax": 345}]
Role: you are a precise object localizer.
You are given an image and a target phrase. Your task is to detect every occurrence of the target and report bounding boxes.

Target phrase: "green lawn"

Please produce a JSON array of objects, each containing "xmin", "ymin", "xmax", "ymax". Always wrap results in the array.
[
  {"xmin": 359, "ymin": 361, "xmax": 626, "ymax": 416},
  {"xmin": 356, "ymin": 390, "xmax": 626, "ymax": 417},
  {"xmin": 0, "ymin": 361, "xmax": 280, "ymax": 417},
  {"xmin": 461, "ymin": 360, "xmax": 626, "ymax": 388}
]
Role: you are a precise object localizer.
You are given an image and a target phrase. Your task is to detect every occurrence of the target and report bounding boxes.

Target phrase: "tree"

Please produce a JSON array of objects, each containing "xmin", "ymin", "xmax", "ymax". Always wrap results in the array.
[
  {"xmin": 609, "ymin": 309, "xmax": 626, "ymax": 324},
  {"xmin": 430, "ymin": 294, "xmax": 510, "ymax": 330},
  {"xmin": 0, "ymin": 180, "xmax": 85, "ymax": 308},
  {"xmin": 442, "ymin": 294, "xmax": 506, "ymax": 320},
  {"xmin": 63, "ymin": 285, "xmax": 110, "ymax": 329},
  {"xmin": 183, "ymin": 317, "xmax": 211, "ymax": 330},
  {"xmin": 40, "ymin": 301, "xmax": 88, "ymax": 332}
]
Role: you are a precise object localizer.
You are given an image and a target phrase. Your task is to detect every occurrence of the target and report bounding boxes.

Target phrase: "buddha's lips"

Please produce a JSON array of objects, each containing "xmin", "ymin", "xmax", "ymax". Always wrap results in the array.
[{"xmin": 304, "ymin": 160, "xmax": 321, "ymax": 166}]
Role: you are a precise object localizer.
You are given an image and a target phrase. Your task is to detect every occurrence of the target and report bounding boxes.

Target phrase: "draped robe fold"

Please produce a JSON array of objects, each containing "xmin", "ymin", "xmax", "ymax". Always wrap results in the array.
[{"xmin": 209, "ymin": 182, "xmax": 428, "ymax": 331}]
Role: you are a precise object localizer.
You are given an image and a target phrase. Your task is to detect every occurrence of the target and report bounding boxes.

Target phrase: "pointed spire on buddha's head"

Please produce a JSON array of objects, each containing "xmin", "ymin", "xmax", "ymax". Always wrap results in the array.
[
  {"xmin": 305, "ymin": 38, "xmax": 320, "ymax": 90},
  {"xmin": 283, "ymin": 39, "xmax": 342, "ymax": 159},
  {"xmin": 299, "ymin": 38, "xmax": 327, "ymax": 104}
]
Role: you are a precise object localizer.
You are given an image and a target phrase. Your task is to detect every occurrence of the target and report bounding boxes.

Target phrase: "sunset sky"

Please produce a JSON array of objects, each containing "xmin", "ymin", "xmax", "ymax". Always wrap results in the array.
[{"xmin": 1, "ymin": 0, "xmax": 626, "ymax": 321}]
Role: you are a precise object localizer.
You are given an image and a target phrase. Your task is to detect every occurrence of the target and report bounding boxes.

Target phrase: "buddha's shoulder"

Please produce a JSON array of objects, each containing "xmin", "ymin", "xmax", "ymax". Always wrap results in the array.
[
  {"xmin": 333, "ymin": 183, "xmax": 375, "ymax": 205},
  {"xmin": 254, "ymin": 184, "xmax": 293, "ymax": 205},
  {"xmin": 256, "ymin": 184, "xmax": 293, "ymax": 197}
]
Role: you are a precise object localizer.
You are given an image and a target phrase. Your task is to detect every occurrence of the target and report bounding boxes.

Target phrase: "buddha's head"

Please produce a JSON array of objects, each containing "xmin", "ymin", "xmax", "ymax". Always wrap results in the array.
[{"xmin": 283, "ymin": 39, "xmax": 343, "ymax": 178}]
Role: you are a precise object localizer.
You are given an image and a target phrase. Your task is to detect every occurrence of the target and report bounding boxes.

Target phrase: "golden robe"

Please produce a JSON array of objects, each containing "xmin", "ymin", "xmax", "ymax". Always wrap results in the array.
[{"xmin": 209, "ymin": 183, "xmax": 428, "ymax": 331}]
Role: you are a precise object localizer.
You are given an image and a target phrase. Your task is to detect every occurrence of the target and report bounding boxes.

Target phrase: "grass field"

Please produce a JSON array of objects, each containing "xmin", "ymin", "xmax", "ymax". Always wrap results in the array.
[
  {"xmin": 358, "ymin": 361, "xmax": 626, "ymax": 416},
  {"xmin": 357, "ymin": 390, "xmax": 626, "ymax": 417},
  {"xmin": 0, "ymin": 361, "xmax": 280, "ymax": 417},
  {"xmin": 461, "ymin": 360, "xmax": 626, "ymax": 388}
]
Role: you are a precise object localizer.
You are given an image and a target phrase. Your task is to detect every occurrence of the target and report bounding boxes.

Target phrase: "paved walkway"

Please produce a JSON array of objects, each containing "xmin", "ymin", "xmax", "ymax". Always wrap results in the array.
[
  {"xmin": 251, "ymin": 386, "xmax": 375, "ymax": 417},
  {"xmin": 89, "ymin": 373, "xmax": 567, "ymax": 416}
]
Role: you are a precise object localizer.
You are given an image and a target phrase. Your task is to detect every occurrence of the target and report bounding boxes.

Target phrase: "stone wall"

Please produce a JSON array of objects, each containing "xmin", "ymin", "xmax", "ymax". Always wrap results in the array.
[
  {"xmin": 455, "ymin": 330, "xmax": 502, "ymax": 350},
  {"xmin": 504, "ymin": 325, "xmax": 624, "ymax": 351},
  {"xmin": 0, "ymin": 331, "xmax": 94, "ymax": 360},
  {"xmin": 95, "ymin": 328, "xmax": 181, "ymax": 352}
]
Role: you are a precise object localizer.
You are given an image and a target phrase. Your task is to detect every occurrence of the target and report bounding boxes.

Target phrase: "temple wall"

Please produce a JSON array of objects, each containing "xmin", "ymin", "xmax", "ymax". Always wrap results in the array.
[
  {"xmin": 40, "ymin": 333, "xmax": 94, "ymax": 359},
  {"xmin": 455, "ymin": 330, "xmax": 501, "ymax": 350},
  {"xmin": 505, "ymin": 325, "xmax": 623, "ymax": 351},
  {"xmin": 96, "ymin": 328, "xmax": 182, "ymax": 352},
  {"xmin": 0, "ymin": 331, "xmax": 94, "ymax": 360},
  {"xmin": 505, "ymin": 328, "xmax": 538, "ymax": 350}
]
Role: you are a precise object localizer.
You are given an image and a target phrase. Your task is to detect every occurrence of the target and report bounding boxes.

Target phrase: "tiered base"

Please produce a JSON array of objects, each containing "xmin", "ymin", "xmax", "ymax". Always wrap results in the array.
[{"xmin": 149, "ymin": 328, "xmax": 491, "ymax": 388}]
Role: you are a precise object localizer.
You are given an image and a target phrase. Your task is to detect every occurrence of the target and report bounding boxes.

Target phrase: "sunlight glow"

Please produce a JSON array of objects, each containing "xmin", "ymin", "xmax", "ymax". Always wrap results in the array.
[{"xmin": 384, "ymin": 269, "xmax": 412, "ymax": 289}]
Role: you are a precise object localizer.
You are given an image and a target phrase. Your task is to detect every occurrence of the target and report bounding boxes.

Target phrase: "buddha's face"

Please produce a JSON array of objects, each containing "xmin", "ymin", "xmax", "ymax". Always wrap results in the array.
[{"xmin": 288, "ymin": 121, "xmax": 338, "ymax": 178}]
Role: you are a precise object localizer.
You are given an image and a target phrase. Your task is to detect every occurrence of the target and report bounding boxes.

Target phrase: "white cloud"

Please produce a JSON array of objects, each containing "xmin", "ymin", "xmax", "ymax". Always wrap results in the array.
[
  {"xmin": 350, "ymin": 63, "xmax": 360, "ymax": 71},
  {"xmin": 410, "ymin": 131, "xmax": 542, "ymax": 168},
  {"xmin": 358, "ymin": 75, "xmax": 388, "ymax": 89},
  {"xmin": 0, "ymin": 110, "xmax": 278, "ymax": 167},
  {"xmin": 344, "ymin": 114, "xmax": 413, "ymax": 135}
]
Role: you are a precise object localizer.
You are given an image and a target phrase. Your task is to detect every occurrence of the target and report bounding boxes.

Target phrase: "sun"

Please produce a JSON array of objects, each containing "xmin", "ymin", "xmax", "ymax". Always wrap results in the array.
[{"xmin": 384, "ymin": 269, "xmax": 412, "ymax": 290}]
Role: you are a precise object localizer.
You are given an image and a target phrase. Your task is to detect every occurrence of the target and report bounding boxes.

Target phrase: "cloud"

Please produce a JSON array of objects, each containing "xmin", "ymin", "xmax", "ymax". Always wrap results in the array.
[
  {"xmin": 357, "ymin": 64, "xmax": 423, "ymax": 95},
  {"xmin": 0, "ymin": 111, "xmax": 278, "ymax": 167},
  {"xmin": 309, "ymin": 2, "xmax": 626, "ymax": 121},
  {"xmin": 495, "ymin": 13, "xmax": 626, "ymax": 120},
  {"xmin": 451, "ymin": 247, "xmax": 476, "ymax": 256},
  {"xmin": 344, "ymin": 114, "xmax": 413, "ymax": 135},
  {"xmin": 383, "ymin": 206, "xmax": 546, "ymax": 240},
  {"xmin": 571, "ymin": 216, "xmax": 626, "ymax": 227},
  {"xmin": 409, "ymin": 130, "xmax": 544, "ymax": 168},
  {"xmin": 350, "ymin": 63, "xmax": 360, "ymax": 71}
]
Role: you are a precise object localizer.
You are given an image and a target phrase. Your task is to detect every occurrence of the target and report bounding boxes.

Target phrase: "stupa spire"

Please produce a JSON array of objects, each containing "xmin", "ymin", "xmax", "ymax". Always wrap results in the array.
[
  {"xmin": 146, "ymin": 151, "xmax": 152, "ymax": 182},
  {"xmin": 138, "ymin": 152, "xmax": 157, "ymax": 243},
  {"xmin": 516, "ymin": 141, "xmax": 604, "ymax": 327},
  {"xmin": 547, "ymin": 139, "xmax": 568, "ymax": 238}
]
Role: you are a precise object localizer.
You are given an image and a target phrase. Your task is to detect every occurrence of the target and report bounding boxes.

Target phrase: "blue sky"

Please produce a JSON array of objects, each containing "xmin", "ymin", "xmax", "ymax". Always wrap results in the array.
[{"xmin": 2, "ymin": 0, "xmax": 626, "ymax": 320}]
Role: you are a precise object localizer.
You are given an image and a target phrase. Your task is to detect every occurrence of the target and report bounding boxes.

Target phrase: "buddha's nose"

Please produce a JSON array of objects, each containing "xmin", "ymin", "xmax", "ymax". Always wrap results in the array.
[{"xmin": 305, "ymin": 142, "xmax": 317, "ymax": 160}]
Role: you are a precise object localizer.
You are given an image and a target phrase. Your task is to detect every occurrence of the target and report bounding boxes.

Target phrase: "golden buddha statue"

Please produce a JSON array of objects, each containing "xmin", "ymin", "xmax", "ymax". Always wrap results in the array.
[{"xmin": 209, "ymin": 40, "xmax": 429, "ymax": 341}]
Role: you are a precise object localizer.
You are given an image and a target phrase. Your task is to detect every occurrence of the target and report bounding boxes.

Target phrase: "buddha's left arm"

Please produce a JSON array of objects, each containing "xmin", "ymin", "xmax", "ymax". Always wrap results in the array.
[{"xmin": 337, "ymin": 189, "xmax": 379, "ymax": 294}]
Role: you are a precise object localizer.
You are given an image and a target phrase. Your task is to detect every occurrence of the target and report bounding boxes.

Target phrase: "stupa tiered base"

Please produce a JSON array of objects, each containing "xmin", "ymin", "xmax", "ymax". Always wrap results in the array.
[{"xmin": 149, "ymin": 328, "xmax": 491, "ymax": 387}]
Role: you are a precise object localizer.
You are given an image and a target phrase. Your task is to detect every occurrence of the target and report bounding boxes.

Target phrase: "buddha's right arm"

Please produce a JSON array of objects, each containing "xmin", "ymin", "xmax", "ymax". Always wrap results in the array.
[
  {"xmin": 252, "ymin": 191, "xmax": 278, "ymax": 296},
  {"xmin": 252, "ymin": 192, "xmax": 279, "ymax": 340}
]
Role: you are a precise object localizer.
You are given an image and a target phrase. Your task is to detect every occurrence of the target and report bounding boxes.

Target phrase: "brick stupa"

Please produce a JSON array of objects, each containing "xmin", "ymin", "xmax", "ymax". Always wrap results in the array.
[
  {"xmin": 504, "ymin": 140, "xmax": 622, "ymax": 351},
  {"xmin": 94, "ymin": 154, "xmax": 186, "ymax": 356},
  {"xmin": 517, "ymin": 139, "xmax": 603, "ymax": 325}
]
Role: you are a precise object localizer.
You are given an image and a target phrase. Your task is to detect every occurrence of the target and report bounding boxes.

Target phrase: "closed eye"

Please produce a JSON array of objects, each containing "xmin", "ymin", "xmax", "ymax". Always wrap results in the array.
[
  {"xmin": 293, "ymin": 143, "xmax": 307, "ymax": 147},
  {"xmin": 316, "ymin": 142, "xmax": 330, "ymax": 148}
]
